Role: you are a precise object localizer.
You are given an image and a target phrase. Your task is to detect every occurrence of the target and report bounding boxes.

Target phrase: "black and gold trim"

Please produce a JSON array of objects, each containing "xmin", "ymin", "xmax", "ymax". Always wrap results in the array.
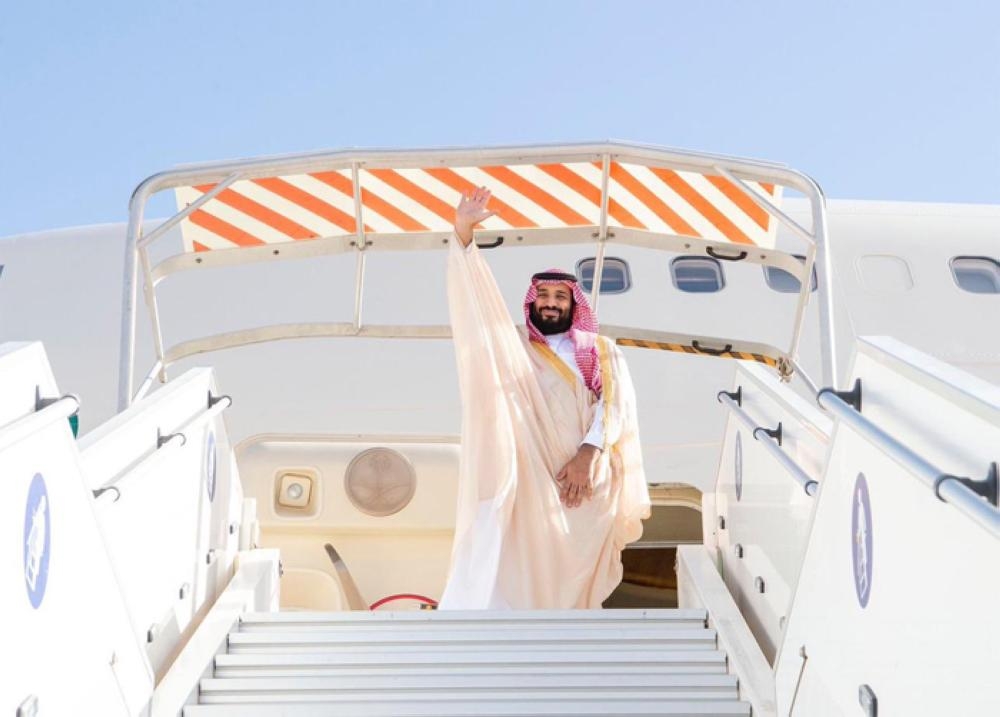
[{"xmin": 615, "ymin": 338, "xmax": 779, "ymax": 367}]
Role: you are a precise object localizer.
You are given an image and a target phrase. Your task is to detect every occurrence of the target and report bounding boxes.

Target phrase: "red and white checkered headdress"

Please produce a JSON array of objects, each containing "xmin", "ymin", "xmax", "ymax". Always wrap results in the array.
[{"xmin": 524, "ymin": 270, "xmax": 602, "ymax": 396}]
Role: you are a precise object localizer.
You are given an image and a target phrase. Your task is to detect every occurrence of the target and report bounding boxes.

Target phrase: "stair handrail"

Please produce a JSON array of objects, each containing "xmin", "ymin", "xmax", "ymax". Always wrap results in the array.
[
  {"xmin": 718, "ymin": 391, "xmax": 818, "ymax": 497},
  {"xmin": 93, "ymin": 393, "xmax": 232, "ymax": 502},
  {"xmin": 0, "ymin": 394, "xmax": 80, "ymax": 453},
  {"xmin": 817, "ymin": 387, "xmax": 1000, "ymax": 539}
]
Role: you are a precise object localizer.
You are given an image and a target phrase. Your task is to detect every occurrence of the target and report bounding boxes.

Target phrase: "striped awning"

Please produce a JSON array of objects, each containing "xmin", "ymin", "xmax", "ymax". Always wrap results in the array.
[{"xmin": 174, "ymin": 160, "xmax": 782, "ymax": 253}]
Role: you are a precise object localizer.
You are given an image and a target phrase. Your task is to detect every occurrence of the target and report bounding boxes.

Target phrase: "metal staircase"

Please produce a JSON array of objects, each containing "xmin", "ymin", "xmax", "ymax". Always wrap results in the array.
[{"xmin": 183, "ymin": 609, "xmax": 751, "ymax": 716}]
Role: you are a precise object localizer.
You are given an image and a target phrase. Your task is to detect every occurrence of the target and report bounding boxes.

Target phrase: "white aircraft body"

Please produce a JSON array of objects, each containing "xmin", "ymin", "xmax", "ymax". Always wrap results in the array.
[{"xmin": 2, "ymin": 142, "xmax": 998, "ymax": 716}]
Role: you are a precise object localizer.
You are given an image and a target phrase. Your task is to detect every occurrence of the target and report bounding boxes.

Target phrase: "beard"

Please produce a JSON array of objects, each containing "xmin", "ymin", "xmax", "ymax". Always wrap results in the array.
[{"xmin": 529, "ymin": 303, "xmax": 573, "ymax": 335}]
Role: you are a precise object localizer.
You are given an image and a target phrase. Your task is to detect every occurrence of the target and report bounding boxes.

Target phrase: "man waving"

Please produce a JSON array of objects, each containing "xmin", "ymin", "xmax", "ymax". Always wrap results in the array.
[{"xmin": 440, "ymin": 187, "xmax": 651, "ymax": 609}]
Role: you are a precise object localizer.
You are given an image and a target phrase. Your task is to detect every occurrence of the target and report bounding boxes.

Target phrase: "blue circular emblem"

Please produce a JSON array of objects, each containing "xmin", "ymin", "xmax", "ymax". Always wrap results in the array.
[
  {"xmin": 205, "ymin": 431, "xmax": 217, "ymax": 502},
  {"xmin": 851, "ymin": 473, "xmax": 873, "ymax": 608},
  {"xmin": 23, "ymin": 473, "xmax": 51, "ymax": 609},
  {"xmin": 734, "ymin": 432, "xmax": 743, "ymax": 501}
]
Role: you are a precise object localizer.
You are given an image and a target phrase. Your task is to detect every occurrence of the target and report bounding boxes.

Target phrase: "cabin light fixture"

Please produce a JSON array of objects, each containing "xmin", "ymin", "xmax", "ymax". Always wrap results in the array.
[{"xmin": 278, "ymin": 472, "xmax": 313, "ymax": 508}]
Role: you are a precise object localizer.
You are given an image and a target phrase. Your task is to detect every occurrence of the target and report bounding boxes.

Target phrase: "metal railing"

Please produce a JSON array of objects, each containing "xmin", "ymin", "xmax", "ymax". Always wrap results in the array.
[
  {"xmin": 817, "ymin": 390, "xmax": 1000, "ymax": 539},
  {"xmin": 94, "ymin": 393, "xmax": 232, "ymax": 502},
  {"xmin": 717, "ymin": 391, "xmax": 819, "ymax": 497},
  {"xmin": 118, "ymin": 141, "xmax": 835, "ymax": 409},
  {"xmin": 0, "ymin": 394, "xmax": 80, "ymax": 453}
]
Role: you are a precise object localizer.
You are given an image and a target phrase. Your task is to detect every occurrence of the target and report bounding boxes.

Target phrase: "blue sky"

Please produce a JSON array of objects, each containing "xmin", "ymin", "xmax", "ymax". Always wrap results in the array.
[{"xmin": 1, "ymin": 1, "xmax": 997, "ymax": 235}]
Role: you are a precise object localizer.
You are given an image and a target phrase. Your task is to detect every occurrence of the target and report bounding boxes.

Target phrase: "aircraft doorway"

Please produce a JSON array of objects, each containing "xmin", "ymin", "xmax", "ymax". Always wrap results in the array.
[{"xmin": 604, "ymin": 493, "xmax": 702, "ymax": 608}]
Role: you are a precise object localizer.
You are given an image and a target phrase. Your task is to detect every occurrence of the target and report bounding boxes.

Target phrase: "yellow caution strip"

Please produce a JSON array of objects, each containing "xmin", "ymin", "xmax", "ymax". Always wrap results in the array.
[{"xmin": 615, "ymin": 338, "xmax": 779, "ymax": 367}]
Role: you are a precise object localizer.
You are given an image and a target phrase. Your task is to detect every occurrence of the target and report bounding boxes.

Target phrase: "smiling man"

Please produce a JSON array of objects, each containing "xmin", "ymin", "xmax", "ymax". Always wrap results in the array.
[{"xmin": 439, "ymin": 187, "xmax": 651, "ymax": 610}]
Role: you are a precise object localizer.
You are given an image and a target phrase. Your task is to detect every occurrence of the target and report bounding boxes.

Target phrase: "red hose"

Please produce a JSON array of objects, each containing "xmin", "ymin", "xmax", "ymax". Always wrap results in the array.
[{"xmin": 369, "ymin": 593, "xmax": 439, "ymax": 610}]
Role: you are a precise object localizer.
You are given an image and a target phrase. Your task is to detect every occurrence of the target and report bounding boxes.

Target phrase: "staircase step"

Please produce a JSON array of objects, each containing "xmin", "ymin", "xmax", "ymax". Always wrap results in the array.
[
  {"xmin": 239, "ymin": 608, "xmax": 707, "ymax": 631},
  {"xmin": 184, "ymin": 698, "xmax": 751, "ymax": 716},
  {"xmin": 214, "ymin": 649, "xmax": 729, "ymax": 677},
  {"xmin": 225, "ymin": 628, "xmax": 717, "ymax": 654},
  {"xmin": 193, "ymin": 608, "xmax": 750, "ymax": 715},
  {"xmin": 199, "ymin": 673, "xmax": 739, "ymax": 701}
]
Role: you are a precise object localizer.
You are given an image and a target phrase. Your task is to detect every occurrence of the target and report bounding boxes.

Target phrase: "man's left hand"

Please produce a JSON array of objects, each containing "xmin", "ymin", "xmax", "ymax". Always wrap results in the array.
[{"xmin": 556, "ymin": 445, "xmax": 601, "ymax": 508}]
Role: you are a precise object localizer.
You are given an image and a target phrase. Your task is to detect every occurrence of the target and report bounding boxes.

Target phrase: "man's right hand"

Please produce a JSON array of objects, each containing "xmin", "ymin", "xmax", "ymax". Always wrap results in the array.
[
  {"xmin": 454, "ymin": 187, "xmax": 497, "ymax": 247},
  {"xmin": 556, "ymin": 444, "xmax": 600, "ymax": 509}
]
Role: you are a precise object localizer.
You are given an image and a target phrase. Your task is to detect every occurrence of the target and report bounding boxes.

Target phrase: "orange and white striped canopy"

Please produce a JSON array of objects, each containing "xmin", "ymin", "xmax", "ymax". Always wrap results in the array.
[{"xmin": 174, "ymin": 160, "xmax": 782, "ymax": 252}]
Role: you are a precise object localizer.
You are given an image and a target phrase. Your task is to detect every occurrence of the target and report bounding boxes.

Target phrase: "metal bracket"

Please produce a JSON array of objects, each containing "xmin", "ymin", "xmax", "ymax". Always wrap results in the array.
[
  {"xmin": 818, "ymin": 378, "xmax": 862, "ymax": 412},
  {"xmin": 753, "ymin": 422, "xmax": 783, "ymax": 447},
  {"xmin": 35, "ymin": 387, "xmax": 79, "ymax": 413},
  {"xmin": 716, "ymin": 385, "xmax": 743, "ymax": 407},
  {"xmin": 35, "ymin": 386, "xmax": 58, "ymax": 411},
  {"xmin": 692, "ymin": 340, "xmax": 733, "ymax": 356},
  {"xmin": 208, "ymin": 392, "xmax": 232, "ymax": 409},
  {"xmin": 476, "ymin": 236, "xmax": 504, "ymax": 249},
  {"xmin": 92, "ymin": 486, "xmax": 121, "ymax": 502},
  {"xmin": 936, "ymin": 462, "xmax": 999, "ymax": 508},
  {"xmin": 157, "ymin": 429, "xmax": 186, "ymax": 449},
  {"xmin": 706, "ymin": 246, "xmax": 748, "ymax": 262},
  {"xmin": 776, "ymin": 355, "xmax": 795, "ymax": 383}
]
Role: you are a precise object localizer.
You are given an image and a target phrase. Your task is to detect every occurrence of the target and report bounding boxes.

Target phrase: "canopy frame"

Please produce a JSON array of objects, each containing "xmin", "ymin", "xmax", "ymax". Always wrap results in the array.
[{"xmin": 119, "ymin": 141, "xmax": 833, "ymax": 409}]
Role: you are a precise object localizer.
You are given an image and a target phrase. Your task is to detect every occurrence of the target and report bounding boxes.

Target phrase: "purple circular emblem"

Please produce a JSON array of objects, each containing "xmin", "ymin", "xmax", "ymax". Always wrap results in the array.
[
  {"xmin": 23, "ymin": 473, "xmax": 51, "ymax": 609},
  {"xmin": 734, "ymin": 432, "xmax": 743, "ymax": 501},
  {"xmin": 851, "ymin": 473, "xmax": 873, "ymax": 608}
]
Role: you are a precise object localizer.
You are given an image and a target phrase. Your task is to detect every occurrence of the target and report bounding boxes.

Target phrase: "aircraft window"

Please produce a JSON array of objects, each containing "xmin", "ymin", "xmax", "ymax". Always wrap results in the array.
[
  {"xmin": 857, "ymin": 255, "xmax": 914, "ymax": 293},
  {"xmin": 575, "ymin": 257, "xmax": 631, "ymax": 294},
  {"xmin": 671, "ymin": 256, "xmax": 725, "ymax": 293},
  {"xmin": 763, "ymin": 255, "xmax": 818, "ymax": 293},
  {"xmin": 950, "ymin": 256, "xmax": 1000, "ymax": 294}
]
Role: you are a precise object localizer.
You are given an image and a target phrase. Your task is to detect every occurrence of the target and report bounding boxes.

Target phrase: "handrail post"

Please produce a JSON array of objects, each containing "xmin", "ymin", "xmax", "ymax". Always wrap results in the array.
[
  {"xmin": 350, "ymin": 161, "xmax": 366, "ymax": 333},
  {"xmin": 589, "ymin": 153, "xmax": 612, "ymax": 313}
]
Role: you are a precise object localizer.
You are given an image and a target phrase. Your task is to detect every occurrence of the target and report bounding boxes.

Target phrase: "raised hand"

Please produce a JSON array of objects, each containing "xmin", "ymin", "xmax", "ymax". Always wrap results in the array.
[{"xmin": 454, "ymin": 186, "xmax": 497, "ymax": 247}]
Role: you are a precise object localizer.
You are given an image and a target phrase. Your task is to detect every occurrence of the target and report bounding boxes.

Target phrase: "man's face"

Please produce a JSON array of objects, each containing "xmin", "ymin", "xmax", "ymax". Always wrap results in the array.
[{"xmin": 530, "ymin": 283, "xmax": 574, "ymax": 335}]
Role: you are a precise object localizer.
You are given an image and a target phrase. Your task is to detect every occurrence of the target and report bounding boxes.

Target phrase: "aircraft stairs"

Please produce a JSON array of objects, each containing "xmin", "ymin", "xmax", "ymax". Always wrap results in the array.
[{"xmin": 183, "ymin": 608, "xmax": 751, "ymax": 716}]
